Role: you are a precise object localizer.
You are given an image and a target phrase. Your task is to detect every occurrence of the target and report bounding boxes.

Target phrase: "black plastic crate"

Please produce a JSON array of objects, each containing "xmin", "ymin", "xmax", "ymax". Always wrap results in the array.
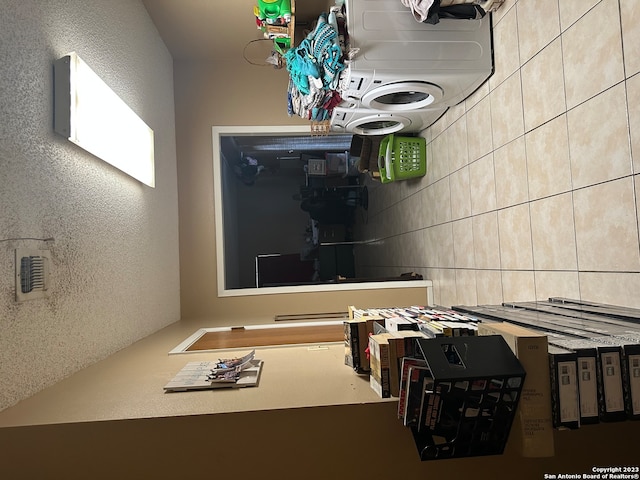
[{"xmin": 411, "ymin": 336, "xmax": 526, "ymax": 460}]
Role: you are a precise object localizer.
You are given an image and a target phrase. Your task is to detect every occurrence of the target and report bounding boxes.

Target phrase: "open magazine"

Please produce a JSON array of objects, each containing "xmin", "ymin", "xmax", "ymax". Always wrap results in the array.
[
  {"xmin": 164, "ymin": 350, "xmax": 263, "ymax": 392},
  {"xmin": 206, "ymin": 350, "xmax": 257, "ymax": 383}
]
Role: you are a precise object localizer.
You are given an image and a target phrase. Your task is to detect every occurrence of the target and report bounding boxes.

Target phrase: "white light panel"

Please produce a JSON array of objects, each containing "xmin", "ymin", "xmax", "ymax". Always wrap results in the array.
[{"xmin": 54, "ymin": 52, "xmax": 155, "ymax": 187}]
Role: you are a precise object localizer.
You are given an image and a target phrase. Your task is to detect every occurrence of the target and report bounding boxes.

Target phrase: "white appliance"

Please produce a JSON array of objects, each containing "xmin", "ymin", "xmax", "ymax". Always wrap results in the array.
[
  {"xmin": 340, "ymin": 0, "xmax": 494, "ymax": 111},
  {"xmin": 330, "ymin": 105, "xmax": 447, "ymax": 135},
  {"xmin": 339, "ymin": 69, "xmax": 446, "ymax": 111}
]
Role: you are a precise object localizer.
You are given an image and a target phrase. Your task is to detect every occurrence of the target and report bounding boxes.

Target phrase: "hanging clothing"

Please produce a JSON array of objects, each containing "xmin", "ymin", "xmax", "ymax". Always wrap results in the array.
[
  {"xmin": 400, "ymin": 0, "xmax": 435, "ymax": 23},
  {"xmin": 401, "ymin": 0, "xmax": 486, "ymax": 24},
  {"xmin": 423, "ymin": 1, "xmax": 486, "ymax": 24}
]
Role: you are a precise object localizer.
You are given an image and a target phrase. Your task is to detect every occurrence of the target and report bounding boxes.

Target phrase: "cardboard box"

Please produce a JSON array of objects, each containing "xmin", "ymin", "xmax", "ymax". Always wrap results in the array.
[
  {"xmin": 369, "ymin": 333, "xmax": 392, "ymax": 398},
  {"xmin": 387, "ymin": 331, "xmax": 425, "ymax": 397},
  {"xmin": 477, "ymin": 321, "xmax": 555, "ymax": 457}
]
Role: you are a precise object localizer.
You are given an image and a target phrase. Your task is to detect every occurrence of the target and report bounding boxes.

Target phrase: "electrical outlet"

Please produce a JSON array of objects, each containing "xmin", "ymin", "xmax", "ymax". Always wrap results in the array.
[{"xmin": 15, "ymin": 248, "xmax": 51, "ymax": 302}]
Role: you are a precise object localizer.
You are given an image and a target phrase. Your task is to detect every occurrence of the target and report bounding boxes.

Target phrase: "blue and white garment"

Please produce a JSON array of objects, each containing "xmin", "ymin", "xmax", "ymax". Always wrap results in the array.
[{"xmin": 285, "ymin": 12, "xmax": 346, "ymax": 118}]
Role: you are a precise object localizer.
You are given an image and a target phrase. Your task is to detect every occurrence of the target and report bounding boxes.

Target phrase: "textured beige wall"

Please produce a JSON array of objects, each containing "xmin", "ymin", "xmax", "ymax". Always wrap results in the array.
[
  {"xmin": 174, "ymin": 60, "xmax": 429, "ymax": 322},
  {"xmin": 0, "ymin": 0, "xmax": 180, "ymax": 411}
]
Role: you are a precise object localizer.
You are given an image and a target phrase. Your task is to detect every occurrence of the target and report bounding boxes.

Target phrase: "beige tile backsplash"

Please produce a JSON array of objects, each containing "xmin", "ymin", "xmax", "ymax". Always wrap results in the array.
[
  {"xmin": 567, "ymin": 83, "xmax": 632, "ymax": 189},
  {"xmin": 562, "ymin": 0, "xmax": 625, "ymax": 109},
  {"xmin": 573, "ymin": 177, "xmax": 640, "ymax": 271},
  {"xmin": 520, "ymin": 38, "xmax": 566, "ymax": 132},
  {"xmin": 516, "ymin": 0, "xmax": 560, "ymax": 64},
  {"xmin": 620, "ymin": 0, "xmax": 640, "ymax": 77},
  {"xmin": 529, "ymin": 192, "xmax": 578, "ymax": 271},
  {"xmin": 525, "ymin": 114, "xmax": 572, "ymax": 200},
  {"xmin": 490, "ymin": 71, "xmax": 524, "ymax": 149},
  {"xmin": 493, "ymin": 136, "xmax": 528, "ymax": 209}
]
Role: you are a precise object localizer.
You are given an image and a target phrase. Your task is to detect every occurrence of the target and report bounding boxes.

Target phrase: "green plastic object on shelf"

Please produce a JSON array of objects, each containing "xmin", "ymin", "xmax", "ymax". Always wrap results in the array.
[
  {"xmin": 257, "ymin": 0, "xmax": 292, "ymax": 23},
  {"xmin": 274, "ymin": 36, "xmax": 291, "ymax": 53}
]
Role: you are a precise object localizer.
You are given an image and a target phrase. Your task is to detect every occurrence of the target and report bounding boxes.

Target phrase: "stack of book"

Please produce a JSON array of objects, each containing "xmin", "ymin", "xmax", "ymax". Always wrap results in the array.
[{"xmin": 454, "ymin": 299, "xmax": 640, "ymax": 427}]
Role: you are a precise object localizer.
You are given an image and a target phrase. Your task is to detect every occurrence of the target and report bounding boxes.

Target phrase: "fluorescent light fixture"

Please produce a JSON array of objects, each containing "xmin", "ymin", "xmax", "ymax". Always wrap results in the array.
[{"xmin": 54, "ymin": 52, "xmax": 155, "ymax": 187}]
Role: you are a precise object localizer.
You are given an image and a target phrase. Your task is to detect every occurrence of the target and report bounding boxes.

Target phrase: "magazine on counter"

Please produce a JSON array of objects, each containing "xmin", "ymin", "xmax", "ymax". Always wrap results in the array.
[
  {"xmin": 164, "ymin": 350, "xmax": 263, "ymax": 392},
  {"xmin": 210, "ymin": 350, "xmax": 256, "ymax": 373}
]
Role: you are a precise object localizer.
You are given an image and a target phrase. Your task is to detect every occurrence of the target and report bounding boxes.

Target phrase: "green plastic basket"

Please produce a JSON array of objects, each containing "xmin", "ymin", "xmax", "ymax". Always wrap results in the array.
[{"xmin": 377, "ymin": 134, "xmax": 427, "ymax": 184}]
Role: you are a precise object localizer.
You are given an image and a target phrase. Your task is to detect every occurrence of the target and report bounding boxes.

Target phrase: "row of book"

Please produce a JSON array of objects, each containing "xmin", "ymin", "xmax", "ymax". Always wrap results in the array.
[
  {"xmin": 350, "ymin": 305, "xmax": 480, "ymax": 337},
  {"xmin": 453, "ymin": 300, "xmax": 640, "ymax": 428},
  {"xmin": 344, "ymin": 305, "xmax": 481, "ymax": 397}
]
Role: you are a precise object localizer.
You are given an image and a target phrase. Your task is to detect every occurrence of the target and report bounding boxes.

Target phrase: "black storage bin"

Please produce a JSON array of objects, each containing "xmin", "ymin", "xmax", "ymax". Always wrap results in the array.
[{"xmin": 411, "ymin": 335, "xmax": 526, "ymax": 460}]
